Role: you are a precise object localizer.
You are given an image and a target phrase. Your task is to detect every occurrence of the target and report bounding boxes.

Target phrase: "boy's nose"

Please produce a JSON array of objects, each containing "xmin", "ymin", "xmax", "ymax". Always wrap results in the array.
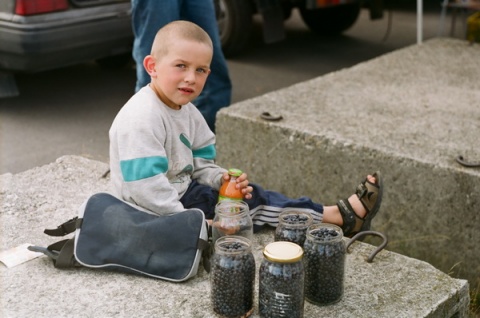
[{"xmin": 184, "ymin": 72, "xmax": 196, "ymax": 84}]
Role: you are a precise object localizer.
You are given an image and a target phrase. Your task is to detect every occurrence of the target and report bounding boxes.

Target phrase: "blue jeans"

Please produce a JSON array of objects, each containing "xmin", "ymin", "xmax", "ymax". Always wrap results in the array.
[{"xmin": 131, "ymin": 0, "xmax": 232, "ymax": 132}]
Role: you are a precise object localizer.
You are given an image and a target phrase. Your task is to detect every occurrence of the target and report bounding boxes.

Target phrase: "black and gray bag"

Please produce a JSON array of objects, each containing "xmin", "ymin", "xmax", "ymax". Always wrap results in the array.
[{"xmin": 29, "ymin": 192, "xmax": 210, "ymax": 282}]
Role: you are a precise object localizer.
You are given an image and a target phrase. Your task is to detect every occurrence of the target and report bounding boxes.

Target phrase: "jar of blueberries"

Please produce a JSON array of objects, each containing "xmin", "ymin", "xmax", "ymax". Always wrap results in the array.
[
  {"xmin": 304, "ymin": 223, "xmax": 346, "ymax": 306},
  {"xmin": 274, "ymin": 210, "xmax": 313, "ymax": 247},
  {"xmin": 259, "ymin": 241, "xmax": 305, "ymax": 318},
  {"xmin": 211, "ymin": 236, "xmax": 255, "ymax": 318}
]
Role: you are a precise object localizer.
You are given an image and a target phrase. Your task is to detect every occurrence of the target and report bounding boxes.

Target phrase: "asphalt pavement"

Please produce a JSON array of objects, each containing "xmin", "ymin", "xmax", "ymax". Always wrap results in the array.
[{"xmin": 0, "ymin": 5, "xmax": 460, "ymax": 175}]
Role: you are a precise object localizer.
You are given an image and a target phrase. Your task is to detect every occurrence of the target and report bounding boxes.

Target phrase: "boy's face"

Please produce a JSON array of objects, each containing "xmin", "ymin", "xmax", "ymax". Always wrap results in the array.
[{"xmin": 145, "ymin": 38, "xmax": 212, "ymax": 109}]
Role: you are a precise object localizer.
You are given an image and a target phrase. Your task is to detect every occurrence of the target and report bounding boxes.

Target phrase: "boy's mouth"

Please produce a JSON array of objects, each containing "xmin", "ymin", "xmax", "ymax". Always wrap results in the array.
[{"xmin": 179, "ymin": 87, "xmax": 194, "ymax": 93}]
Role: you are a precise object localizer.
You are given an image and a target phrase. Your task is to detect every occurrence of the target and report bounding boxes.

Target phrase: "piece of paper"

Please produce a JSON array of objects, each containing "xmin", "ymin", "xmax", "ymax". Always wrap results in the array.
[{"xmin": 0, "ymin": 243, "xmax": 43, "ymax": 268}]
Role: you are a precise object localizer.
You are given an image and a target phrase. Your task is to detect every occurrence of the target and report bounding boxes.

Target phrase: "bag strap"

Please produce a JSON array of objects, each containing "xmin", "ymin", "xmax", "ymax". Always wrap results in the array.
[
  {"xmin": 29, "ymin": 217, "xmax": 84, "ymax": 268},
  {"xmin": 47, "ymin": 238, "xmax": 80, "ymax": 268},
  {"xmin": 43, "ymin": 217, "xmax": 83, "ymax": 237},
  {"xmin": 198, "ymin": 236, "xmax": 211, "ymax": 273},
  {"xmin": 28, "ymin": 238, "xmax": 81, "ymax": 269}
]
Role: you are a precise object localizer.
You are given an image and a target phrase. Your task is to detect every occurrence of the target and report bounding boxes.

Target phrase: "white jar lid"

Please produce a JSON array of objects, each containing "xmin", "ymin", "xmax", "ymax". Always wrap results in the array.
[{"xmin": 263, "ymin": 241, "xmax": 303, "ymax": 263}]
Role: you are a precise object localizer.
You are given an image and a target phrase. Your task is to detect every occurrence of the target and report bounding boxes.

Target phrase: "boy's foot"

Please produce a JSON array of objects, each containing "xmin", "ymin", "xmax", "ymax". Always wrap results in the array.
[{"xmin": 336, "ymin": 171, "xmax": 383, "ymax": 237}]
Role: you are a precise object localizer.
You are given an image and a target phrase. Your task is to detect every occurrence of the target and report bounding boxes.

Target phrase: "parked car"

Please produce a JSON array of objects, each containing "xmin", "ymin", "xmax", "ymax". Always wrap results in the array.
[
  {"xmin": 215, "ymin": 0, "xmax": 384, "ymax": 57},
  {"xmin": 0, "ymin": 0, "xmax": 383, "ymax": 97},
  {"xmin": 0, "ymin": 0, "xmax": 133, "ymax": 97}
]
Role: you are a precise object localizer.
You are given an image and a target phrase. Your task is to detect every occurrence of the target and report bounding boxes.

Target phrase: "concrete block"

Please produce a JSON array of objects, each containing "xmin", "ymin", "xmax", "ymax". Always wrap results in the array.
[
  {"xmin": 215, "ymin": 38, "xmax": 480, "ymax": 288},
  {"xmin": 0, "ymin": 156, "xmax": 470, "ymax": 317}
]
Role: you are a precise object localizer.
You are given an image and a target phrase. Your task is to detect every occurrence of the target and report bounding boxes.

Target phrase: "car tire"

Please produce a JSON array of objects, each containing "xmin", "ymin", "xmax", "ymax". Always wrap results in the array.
[
  {"xmin": 96, "ymin": 52, "xmax": 132, "ymax": 69},
  {"xmin": 216, "ymin": 0, "xmax": 254, "ymax": 57},
  {"xmin": 299, "ymin": 3, "xmax": 361, "ymax": 35}
]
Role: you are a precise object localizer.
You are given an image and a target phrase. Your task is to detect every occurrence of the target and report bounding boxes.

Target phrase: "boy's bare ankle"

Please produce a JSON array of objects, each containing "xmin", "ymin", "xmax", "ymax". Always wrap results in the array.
[{"xmin": 348, "ymin": 194, "xmax": 367, "ymax": 219}]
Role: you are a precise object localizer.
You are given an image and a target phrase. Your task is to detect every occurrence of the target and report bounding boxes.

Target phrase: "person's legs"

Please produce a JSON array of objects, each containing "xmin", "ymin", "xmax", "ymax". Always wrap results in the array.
[
  {"xmin": 131, "ymin": 0, "xmax": 181, "ymax": 92},
  {"xmin": 181, "ymin": 174, "xmax": 382, "ymax": 237},
  {"xmin": 183, "ymin": 0, "xmax": 232, "ymax": 132},
  {"xmin": 180, "ymin": 180, "xmax": 219, "ymax": 220},
  {"xmin": 244, "ymin": 184, "xmax": 324, "ymax": 231},
  {"xmin": 245, "ymin": 174, "xmax": 382, "ymax": 236}
]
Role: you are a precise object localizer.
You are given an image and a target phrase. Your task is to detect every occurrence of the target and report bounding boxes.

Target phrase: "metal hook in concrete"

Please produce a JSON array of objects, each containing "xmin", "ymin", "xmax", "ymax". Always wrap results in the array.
[
  {"xmin": 456, "ymin": 155, "xmax": 480, "ymax": 168},
  {"xmin": 346, "ymin": 231, "xmax": 388, "ymax": 263},
  {"xmin": 260, "ymin": 112, "xmax": 283, "ymax": 121}
]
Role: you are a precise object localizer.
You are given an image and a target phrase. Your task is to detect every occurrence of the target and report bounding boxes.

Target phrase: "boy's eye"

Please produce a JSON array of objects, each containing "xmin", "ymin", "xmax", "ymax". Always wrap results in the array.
[
  {"xmin": 176, "ymin": 64, "xmax": 186, "ymax": 69},
  {"xmin": 197, "ymin": 68, "xmax": 207, "ymax": 74}
]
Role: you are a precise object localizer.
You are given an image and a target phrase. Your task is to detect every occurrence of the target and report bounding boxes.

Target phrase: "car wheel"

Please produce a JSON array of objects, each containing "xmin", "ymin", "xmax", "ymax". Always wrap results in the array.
[
  {"xmin": 299, "ymin": 3, "xmax": 361, "ymax": 35},
  {"xmin": 96, "ymin": 53, "xmax": 132, "ymax": 69},
  {"xmin": 216, "ymin": 0, "xmax": 254, "ymax": 57}
]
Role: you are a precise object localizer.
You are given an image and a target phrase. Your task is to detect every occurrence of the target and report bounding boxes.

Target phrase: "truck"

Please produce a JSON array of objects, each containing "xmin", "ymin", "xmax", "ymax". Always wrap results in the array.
[{"xmin": 215, "ymin": 0, "xmax": 384, "ymax": 57}]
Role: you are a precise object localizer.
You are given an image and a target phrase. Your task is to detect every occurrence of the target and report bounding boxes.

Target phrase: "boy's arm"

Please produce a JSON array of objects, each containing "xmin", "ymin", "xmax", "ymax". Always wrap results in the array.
[{"xmin": 191, "ymin": 136, "xmax": 227, "ymax": 190}]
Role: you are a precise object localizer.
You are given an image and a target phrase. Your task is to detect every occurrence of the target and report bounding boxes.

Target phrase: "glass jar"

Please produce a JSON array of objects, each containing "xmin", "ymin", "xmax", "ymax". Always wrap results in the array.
[
  {"xmin": 274, "ymin": 210, "xmax": 313, "ymax": 247},
  {"xmin": 211, "ymin": 236, "xmax": 255, "ymax": 318},
  {"xmin": 212, "ymin": 200, "xmax": 253, "ymax": 245},
  {"xmin": 219, "ymin": 168, "xmax": 244, "ymax": 201},
  {"xmin": 304, "ymin": 223, "xmax": 346, "ymax": 305},
  {"xmin": 259, "ymin": 241, "xmax": 305, "ymax": 318}
]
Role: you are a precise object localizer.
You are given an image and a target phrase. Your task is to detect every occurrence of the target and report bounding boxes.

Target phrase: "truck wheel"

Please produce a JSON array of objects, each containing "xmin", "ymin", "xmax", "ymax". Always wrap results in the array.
[
  {"xmin": 299, "ymin": 3, "xmax": 361, "ymax": 35},
  {"xmin": 216, "ymin": 0, "xmax": 254, "ymax": 57}
]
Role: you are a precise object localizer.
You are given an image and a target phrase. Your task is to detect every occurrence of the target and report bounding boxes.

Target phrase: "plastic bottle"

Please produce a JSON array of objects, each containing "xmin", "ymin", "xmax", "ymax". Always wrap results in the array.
[{"xmin": 219, "ymin": 168, "xmax": 243, "ymax": 202}]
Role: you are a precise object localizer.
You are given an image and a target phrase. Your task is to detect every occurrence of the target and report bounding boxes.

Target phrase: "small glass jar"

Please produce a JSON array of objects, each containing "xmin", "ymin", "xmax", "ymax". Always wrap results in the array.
[
  {"xmin": 211, "ymin": 236, "xmax": 255, "ymax": 318},
  {"xmin": 304, "ymin": 223, "xmax": 346, "ymax": 305},
  {"xmin": 274, "ymin": 210, "xmax": 313, "ymax": 247},
  {"xmin": 212, "ymin": 200, "xmax": 253, "ymax": 245},
  {"xmin": 259, "ymin": 241, "xmax": 305, "ymax": 318}
]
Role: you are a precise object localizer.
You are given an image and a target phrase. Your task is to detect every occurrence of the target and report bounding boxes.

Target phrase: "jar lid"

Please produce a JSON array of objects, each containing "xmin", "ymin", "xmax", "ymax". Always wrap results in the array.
[
  {"xmin": 263, "ymin": 241, "xmax": 303, "ymax": 263},
  {"xmin": 227, "ymin": 168, "xmax": 242, "ymax": 177}
]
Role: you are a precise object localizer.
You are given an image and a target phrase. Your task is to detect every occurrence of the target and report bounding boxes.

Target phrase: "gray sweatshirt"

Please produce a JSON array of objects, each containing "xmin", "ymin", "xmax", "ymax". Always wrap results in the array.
[{"xmin": 109, "ymin": 85, "xmax": 226, "ymax": 215}]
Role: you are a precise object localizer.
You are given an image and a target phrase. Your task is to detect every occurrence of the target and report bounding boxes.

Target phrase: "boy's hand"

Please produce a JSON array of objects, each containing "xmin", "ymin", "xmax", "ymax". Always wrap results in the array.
[
  {"xmin": 223, "ymin": 171, "xmax": 253, "ymax": 200},
  {"xmin": 212, "ymin": 222, "xmax": 240, "ymax": 235}
]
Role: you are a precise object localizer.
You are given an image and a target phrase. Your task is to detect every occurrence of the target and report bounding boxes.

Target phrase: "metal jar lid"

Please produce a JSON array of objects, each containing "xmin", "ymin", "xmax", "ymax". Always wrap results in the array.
[{"xmin": 263, "ymin": 241, "xmax": 303, "ymax": 263}]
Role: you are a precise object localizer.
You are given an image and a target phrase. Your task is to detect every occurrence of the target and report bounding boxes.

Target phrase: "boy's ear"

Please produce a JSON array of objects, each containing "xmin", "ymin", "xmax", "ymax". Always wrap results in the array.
[{"xmin": 143, "ymin": 55, "xmax": 157, "ymax": 77}]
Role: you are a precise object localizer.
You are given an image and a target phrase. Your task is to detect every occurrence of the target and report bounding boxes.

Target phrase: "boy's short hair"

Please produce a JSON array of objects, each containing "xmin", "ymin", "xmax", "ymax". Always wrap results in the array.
[{"xmin": 151, "ymin": 20, "xmax": 213, "ymax": 58}]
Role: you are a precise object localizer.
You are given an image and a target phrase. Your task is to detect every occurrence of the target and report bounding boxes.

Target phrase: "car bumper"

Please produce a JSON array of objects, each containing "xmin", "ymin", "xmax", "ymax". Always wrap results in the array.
[{"xmin": 0, "ymin": 4, "xmax": 133, "ymax": 72}]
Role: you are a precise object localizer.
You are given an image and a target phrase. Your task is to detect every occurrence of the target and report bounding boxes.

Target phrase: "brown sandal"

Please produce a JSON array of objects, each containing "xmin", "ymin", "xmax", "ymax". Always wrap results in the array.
[{"xmin": 337, "ymin": 171, "xmax": 383, "ymax": 237}]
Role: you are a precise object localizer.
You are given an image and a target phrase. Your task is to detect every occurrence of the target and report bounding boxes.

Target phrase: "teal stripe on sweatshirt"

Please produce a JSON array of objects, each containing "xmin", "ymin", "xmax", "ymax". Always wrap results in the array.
[
  {"xmin": 192, "ymin": 144, "xmax": 216, "ymax": 160},
  {"xmin": 120, "ymin": 156, "xmax": 168, "ymax": 182}
]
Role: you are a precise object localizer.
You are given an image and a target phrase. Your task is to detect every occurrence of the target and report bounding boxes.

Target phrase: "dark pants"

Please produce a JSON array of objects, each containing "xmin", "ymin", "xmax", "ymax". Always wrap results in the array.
[{"xmin": 180, "ymin": 180, "xmax": 324, "ymax": 232}]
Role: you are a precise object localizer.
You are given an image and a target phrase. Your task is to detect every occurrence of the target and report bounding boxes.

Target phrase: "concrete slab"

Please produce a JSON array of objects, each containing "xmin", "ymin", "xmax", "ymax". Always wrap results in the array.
[
  {"xmin": 0, "ymin": 156, "xmax": 470, "ymax": 317},
  {"xmin": 215, "ymin": 38, "xmax": 480, "ymax": 288}
]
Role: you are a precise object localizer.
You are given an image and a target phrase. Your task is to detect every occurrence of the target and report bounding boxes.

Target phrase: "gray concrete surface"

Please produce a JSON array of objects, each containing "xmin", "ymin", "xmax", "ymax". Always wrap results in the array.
[
  {"xmin": 215, "ymin": 37, "xmax": 480, "ymax": 289},
  {"xmin": 0, "ymin": 156, "xmax": 470, "ymax": 317}
]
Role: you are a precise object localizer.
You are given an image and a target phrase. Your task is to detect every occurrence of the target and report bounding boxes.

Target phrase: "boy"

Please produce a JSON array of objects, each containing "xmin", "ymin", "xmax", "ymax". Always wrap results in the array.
[{"xmin": 109, "ymin": 21, "xmax": 383, "ymax": 236}]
